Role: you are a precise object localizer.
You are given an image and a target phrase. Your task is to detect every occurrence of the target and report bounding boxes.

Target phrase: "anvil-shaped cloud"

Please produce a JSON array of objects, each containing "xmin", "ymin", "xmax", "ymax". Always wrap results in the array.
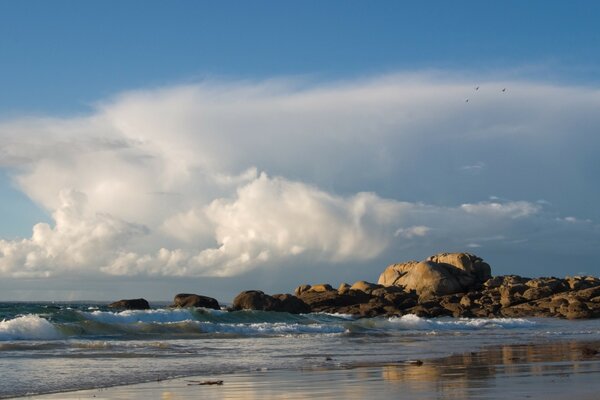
[{"xmin": 1, "ymin": 74, "xmax": 599, "ymax": 280}]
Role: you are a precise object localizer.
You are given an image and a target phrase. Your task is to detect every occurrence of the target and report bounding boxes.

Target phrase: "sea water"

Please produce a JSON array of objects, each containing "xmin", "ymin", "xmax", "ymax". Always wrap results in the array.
[{"xmin": 2, "ymin": 302, "xmax": 600, "ymax": 398}]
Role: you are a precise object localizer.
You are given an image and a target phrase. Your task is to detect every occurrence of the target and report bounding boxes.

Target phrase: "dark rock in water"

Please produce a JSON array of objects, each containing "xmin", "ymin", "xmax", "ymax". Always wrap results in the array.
[
  {"xmin": 171, "ymin": 293, "xmax": 220, "ymax": 310},
  {"xmin": 232, "ymin": 290, "xmax": 310, "ymax": 313},
  {"xmin": 232, "ymin": 290, "xmax": 280, "ymax": 311},
  {"xmin": 297, "ymin": 287, "xmax": 371, "ymax": 312},
  {"xmin": 272, "ymin": 293, "xmax": 311, "ymax": 314},
  {"xmin": 108, "ymin": 298, "xmax": 150, "ymax": 310}
]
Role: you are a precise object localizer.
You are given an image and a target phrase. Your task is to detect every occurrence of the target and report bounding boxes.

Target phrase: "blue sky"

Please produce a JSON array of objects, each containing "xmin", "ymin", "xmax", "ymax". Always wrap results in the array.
[
  {"xmin": 1, "ymin": 0, "xmax": 599, "ymax": 115},
  {"xmin": 1, "ymin": 1, "xmax": 599, "ymax": 300}
]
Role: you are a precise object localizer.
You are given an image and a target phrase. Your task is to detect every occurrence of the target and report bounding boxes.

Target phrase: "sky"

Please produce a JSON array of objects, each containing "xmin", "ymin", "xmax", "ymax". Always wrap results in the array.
[{"xmin": 1, "ymin": 1, "xmax": 599, "ymax": 301}]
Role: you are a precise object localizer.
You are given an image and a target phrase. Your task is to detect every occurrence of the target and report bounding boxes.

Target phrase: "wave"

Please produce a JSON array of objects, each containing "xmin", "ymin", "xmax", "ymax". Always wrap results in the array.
[
  {"xmin": 387, "ymin": 314, "xmax": 537, "ymax": 330},
  {"xmin": 82, "ymin": 309, "xmax": 197, "ymax": 324},
  {"xmin": 0, "ymin": 308, "xmax": 541, "ymax": 342},
  {"xmin": 0, "ymin": 315, "xmax": 62, "ymax": 340},
  {"xmin": 195, "ymin": 321, "xmax": 347, "ymax": 335}
]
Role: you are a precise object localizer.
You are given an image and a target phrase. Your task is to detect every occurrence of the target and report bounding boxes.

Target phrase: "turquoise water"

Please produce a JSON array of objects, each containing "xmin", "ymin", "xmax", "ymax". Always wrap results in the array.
[{"xmin": 2, "ymin": 302, "xmax": 600, "ymax": 398}]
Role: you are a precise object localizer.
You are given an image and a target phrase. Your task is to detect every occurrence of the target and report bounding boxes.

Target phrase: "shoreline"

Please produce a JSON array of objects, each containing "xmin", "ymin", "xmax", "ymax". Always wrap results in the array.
[{"xmin": 21, "ymin": 338, "xmax": 600, "ymax": 400}]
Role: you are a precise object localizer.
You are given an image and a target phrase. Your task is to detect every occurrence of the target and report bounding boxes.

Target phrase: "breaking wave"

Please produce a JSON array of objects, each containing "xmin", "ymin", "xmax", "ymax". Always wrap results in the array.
[
  {"xmin": 0, "ymin": 306, "xmax": 541, "ymax": 342},
  {"xmin": 0, "ymin": 315, "xmax": 62, "ymax": 340},
  {"xmin": 387, "ymin": 314, "xmax": 537, "ymax": 330}
]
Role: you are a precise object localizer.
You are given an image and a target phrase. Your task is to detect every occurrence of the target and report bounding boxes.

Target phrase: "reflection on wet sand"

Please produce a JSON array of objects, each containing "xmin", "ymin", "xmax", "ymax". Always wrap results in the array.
[
  {"xmin": 379, "ymin": 340, "xmax": 600, "ymax": 399},
  {"xmin": 28, "ymin": 340, "xmax": 600, "ymax": 400}
]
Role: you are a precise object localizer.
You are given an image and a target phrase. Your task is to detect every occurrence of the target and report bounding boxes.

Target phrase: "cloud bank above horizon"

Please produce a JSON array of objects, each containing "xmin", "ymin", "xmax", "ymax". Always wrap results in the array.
[{"xmin": 1, "ymin": 73, "xmax": 599, "ymax": 279}]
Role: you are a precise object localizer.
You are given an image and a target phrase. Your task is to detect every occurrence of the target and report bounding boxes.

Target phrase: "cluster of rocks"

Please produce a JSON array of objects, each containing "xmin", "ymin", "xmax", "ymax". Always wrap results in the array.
[
  {"xmin": 109, "ymin": 252, "xmax": 600, "ymax": 320},
  {"xmin": 109, "ymin": 293, "xmax": 221, "ymax": 311}
]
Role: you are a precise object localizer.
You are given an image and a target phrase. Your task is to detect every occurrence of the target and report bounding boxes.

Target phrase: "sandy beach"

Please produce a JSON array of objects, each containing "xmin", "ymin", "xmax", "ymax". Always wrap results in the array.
[{"xmin": 23, "ymin": 340, "xmax": 600, "ymax": 400}]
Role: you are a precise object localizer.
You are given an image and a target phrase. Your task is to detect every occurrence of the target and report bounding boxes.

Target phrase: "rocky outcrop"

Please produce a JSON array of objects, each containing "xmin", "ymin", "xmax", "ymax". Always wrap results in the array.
[
  {"xmin": 170, "ymin": 293, "xmax": 220, "ymax": 310},
  {"xmin": 228, "ymin": 253, "xmax": 600, "ymax": 320},
  {"xmin": 378, "ymin": 253, "xmax": 491, "ymax": 297},
  {"xmin": 108, "ymin": 298, "xmax": 150, "ymax": 310},
  {"xmin": 291, "ymin": 281, "xmax": 419, "ymax": 317},
  {"xmin": 232, "ymin": 290, "xmax": 310, "ymax": 313}
]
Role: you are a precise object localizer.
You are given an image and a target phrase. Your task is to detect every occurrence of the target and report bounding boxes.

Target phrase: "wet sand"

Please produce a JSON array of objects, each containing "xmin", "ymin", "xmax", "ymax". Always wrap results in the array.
[{"xmin": 24, "ymin": 340, "xmax": 600, "ymax": 399}]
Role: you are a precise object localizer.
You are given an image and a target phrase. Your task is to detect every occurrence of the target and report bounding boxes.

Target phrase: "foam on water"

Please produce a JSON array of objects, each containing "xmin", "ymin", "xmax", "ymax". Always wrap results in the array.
[
  {"xmin": 196, "ymin": 321, "xmax": 348, "ymax": 335},
  {"xmin": 388, "ymin": 314, "xmax": 537, "ymax": 330},
  {"xmin": 0, "ymin": 315, "xmax": 62, "ymax": 340},
  {"xmin": 82, "ymin": 308, "xmax": 196, "ymax": 324},
  {"xmin": 0, "ymin": 308, "xmax": 543, "ymax": 341},
  {"xmin": 78, "ymin": 309, "xmax": 349, "ymax": 336}
]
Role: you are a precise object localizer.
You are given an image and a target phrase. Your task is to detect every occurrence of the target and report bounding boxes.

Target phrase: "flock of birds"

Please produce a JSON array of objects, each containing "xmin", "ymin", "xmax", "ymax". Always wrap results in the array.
[{"xmin": 465, "ymin": 86, "xmax": 506, "ymax": 102}]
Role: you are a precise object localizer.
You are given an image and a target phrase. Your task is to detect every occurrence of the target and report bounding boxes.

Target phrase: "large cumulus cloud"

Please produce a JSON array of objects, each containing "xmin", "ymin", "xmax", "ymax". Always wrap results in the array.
[{"xmin": 0, "ymin": 73, "xmax": 599, "ymax": 279}]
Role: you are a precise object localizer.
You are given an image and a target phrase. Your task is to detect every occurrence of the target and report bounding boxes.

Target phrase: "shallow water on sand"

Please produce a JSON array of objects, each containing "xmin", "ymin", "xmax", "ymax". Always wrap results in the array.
[
  {"xmin": 27, "ymin": 341, "xmax": 600, "ymax": 400},
  {"xmin": 2, "ymin": 302, "xmax": 600, "ymax": 398}
]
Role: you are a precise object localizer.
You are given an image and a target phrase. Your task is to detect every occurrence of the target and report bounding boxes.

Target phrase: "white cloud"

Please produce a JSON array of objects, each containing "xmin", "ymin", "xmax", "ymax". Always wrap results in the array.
[
  {"xmin": 0, "ymin": 73, "xmax": 599, "ymax": 280},
  {"xmin": 99, "ymin": 173, "xmax": 405, "ymax": 277},
  {"xmin": 395, "ymin": 226, "xmax": 431, "ymax": 239},
  {"xmin": 0, "ymin": 190, "xmax": 146, "ymax": 278},
  {"xmin": 460, "ymin": 201, "xmax": 540, "ymax": 219}
]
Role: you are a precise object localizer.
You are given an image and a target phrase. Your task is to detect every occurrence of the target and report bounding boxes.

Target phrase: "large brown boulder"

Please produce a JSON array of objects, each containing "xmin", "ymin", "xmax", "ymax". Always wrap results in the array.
[
  {"xmin": 232, "ymin": 290, "xmax": 280, "ymax": 311},
  {"xmin": 378, "ymin": 253, "xmax": 492, "ymax": 297},
  {"xmin": 232, "ymin": 290, "xmax": 310, "ymax": 314},
  {"xmin": 272, "ymin": 294, "xmax": 311, "ymax": 313},
  {"xmin": 108, "ymin": 298, "xmax": 150, "ymax": 310},
  {"xmin": 427, "ymin": 253, "xmax": 492, "ymax": 282},
  {"xmin": 171, "ymin": 293, "xmax": 220, "ymax": 310}
]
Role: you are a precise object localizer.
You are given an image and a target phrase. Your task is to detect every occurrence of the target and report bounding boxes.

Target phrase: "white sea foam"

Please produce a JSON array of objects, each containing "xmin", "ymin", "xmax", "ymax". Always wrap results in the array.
[
  {"xmin": 197, "ymin": 322, "xmax": 348, "ymax": 335},
  {"xmin": 0, "ymin": 315, "xmax": 62, "ymax": 340},
  {"xmin": 82, "ymin": 309, "xmax": 196, "ymax": 324},
  {"xmin": 388, "ymin": 314, "xmax": 536, "ymax": 330},
  {"xmin": 309, "ymin": 312, "xmax": 356, "ymax": 320}
]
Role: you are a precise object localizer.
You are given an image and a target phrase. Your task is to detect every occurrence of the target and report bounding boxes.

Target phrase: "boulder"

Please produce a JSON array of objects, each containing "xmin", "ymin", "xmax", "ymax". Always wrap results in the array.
[
  {"xmin": 337, "ymin": 283, "xmax": 351, "ymax": 294},
  {"xmin": 483, "ymin": 276, "xmax": 504, "ymax": 289},
  {"xmin": 499, "ymin": 283, "xmax": 528, "ymax": 307},
  {"xmin": 309, "ymin": 284, "xmax": 334, "ymax": 293},
  {"xmin": 379, "ymin": 260, "xmax": 467, "ymax": 297},
  {"xmin": 427, "ymin": 252, "xmax": 492, "ymax": 282},
  {"xmin": 294, "ymin": 284, "xmax": 312, "ymax": 296},
  {"xmin": 171, "ymin": 293, "xmax": 220, "ymax": 310},
  {"xmin": 564, "ymin": 300, "xmax": 593, "ymax": 319},
  {"xmin": 232, "ymin": 290, "xmax": 310, "ymax": 314},
  {"xmin": 378, "ymin": 253, "xmax": 491, "ymax": 297},
  {"xmin": 521, "ymin": 287, "xmax": 553, "ymax": 301},
  {"xmin": 350, "ymin": 281, "xmax": 382, "ymax": 293},
  {"xmin": 566, "ymin": 276, "xmax": 600, "ymax": 291},
  {"xmin": 576, "ymin": 285, "xmax": 600, "ymax": 301},
  {"xmin": 378, "ymin": 260, "xmax": 419, "ymax": 287},
  {"xmin": 232, "ymin": 290, "xmax": 280, "ymax": 311},
  {"xmin": 108, "ymin": 298, "xmax": 150, "ymax": 310},
  {"xmin": 525, "ymin": 277, "xmax": 568, "ymax": 294},
  {"xmin": 298, "ymin": 289, "xmax": 370, "ymax": 313},
  {"xmin": 272, "ymin": 294, "xmax": 311, "ymax": 314}
]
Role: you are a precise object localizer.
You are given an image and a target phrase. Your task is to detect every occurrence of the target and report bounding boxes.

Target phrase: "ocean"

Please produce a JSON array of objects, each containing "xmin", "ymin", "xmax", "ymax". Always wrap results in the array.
[{"xmin": 2, "ymin": 302, "xmax": 600, "ymax": 398}]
